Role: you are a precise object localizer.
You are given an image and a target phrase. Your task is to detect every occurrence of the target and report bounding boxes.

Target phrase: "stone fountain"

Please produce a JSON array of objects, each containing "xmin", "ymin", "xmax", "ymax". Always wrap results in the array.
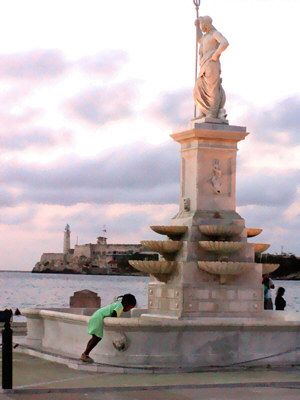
[
  {"xmin": 21, "ymin": 12, "xmax": 300, "ymax": 372},
  {"xmin": 130, "ymin": 121, "xmax": 272, "ymax": 317}
]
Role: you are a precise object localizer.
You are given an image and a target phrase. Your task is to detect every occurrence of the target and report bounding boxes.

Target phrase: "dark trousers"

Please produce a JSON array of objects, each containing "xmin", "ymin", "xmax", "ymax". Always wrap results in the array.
[{"xmin": 264, "ymin": 299, "xmax": 273, "ymax": 310}]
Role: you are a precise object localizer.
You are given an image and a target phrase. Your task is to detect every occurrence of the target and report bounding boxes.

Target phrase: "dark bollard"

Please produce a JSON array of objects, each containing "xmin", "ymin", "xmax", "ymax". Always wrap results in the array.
[{"xmin": 0, "ymin": 309, "xmax": 13, "ymax": 390}]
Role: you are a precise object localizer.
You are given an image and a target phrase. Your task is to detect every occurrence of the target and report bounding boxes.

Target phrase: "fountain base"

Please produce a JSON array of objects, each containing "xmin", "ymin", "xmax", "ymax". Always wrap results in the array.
[{"xmin": 21, "ymin": 308, "xmax": 300, "ymax": 371}]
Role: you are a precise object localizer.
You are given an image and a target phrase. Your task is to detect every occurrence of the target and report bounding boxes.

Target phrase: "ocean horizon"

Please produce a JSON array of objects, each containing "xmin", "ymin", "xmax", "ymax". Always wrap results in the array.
[{"xmin": 0, "ymin": 271, "xmax": 299, "ymax": 314}]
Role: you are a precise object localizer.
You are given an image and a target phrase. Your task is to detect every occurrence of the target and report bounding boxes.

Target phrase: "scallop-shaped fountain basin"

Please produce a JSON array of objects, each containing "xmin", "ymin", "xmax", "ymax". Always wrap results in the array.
[
  {"xmin": 247, "ymin": 228, "xmax": 263, "ymax": 238},
  {"xmin": 129, "ymin": 260, "xmax": 176, "ymax": 275},
  {"xmin": 150, "ymin": 225, "xmax": 187, "ymax": 238},
  {"xmin": 254, "ymin": 243, "xmax": 270, "ymax": 253},
  {"xmin": 199, "ymin": 241, "xmax": 246, "ymax": 254},
  {"xmin": 198, "ymin": 261, "xmax": 254, "ymax": 275},
  {"xmin": 199, "ymin": 224, "xmax": 243, "ymax": 237},
  {"xmin": 198, "ymin": 261, "xmax": 255, "ymax": 284},
  {"xmin": 141, "ymin": 240, "xmax": 182, "ymax": 254},
  {"xmin": 262, "ymin": 263, "xmax": 280, "ymax": 275}
]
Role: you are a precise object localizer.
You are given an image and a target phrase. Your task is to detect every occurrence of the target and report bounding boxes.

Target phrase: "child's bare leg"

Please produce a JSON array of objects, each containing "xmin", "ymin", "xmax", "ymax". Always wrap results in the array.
[{"xmin": 84, "ymin": 335, "xmax": 101, "ymax": 355}]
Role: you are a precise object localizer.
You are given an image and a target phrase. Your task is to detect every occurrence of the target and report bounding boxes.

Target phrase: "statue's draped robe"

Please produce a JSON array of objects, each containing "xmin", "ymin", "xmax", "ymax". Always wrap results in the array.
[{"xmin": 193, "ymin": 31, "xmax": 226, "ymax": 118}]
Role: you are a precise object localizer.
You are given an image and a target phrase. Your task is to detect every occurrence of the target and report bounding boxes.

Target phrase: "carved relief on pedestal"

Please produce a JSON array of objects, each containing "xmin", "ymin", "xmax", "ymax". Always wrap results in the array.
[
  {"xmin": 210, "ymin": 159, "xmax": 222, "ymax": 194},
  {"xmin": 183, "ymin": 197, "xmax": 191, "ymax": 212},
  {"xmin": 226, "ymin": 158, "xmax": 232, "ymax": 196}
]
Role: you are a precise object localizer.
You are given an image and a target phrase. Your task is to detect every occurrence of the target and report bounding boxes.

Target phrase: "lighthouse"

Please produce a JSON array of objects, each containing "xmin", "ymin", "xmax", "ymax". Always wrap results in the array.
[{"xmin": 63, "ymin": 224, "xmax": 71, "ymax": 254}]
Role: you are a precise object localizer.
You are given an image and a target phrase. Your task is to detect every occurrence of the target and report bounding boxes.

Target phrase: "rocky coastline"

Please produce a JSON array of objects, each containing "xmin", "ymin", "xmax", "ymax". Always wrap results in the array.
[
  {"xmin": 32, "ymin": 229, "xmax": 157, "ymax": 276},
  {"xmin": 32, "ymin": 267, "xmax": 145, "ymax": 276},
  {"xmin": 32, "ymin": 256, "xmax": 147, "ymax": 276}
]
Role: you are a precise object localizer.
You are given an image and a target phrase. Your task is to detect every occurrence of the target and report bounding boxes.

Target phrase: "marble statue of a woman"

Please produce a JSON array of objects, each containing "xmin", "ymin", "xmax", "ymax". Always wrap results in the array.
[{"xmin": 193, "ymin": 16, "xmax": 229, "ymax": 123}]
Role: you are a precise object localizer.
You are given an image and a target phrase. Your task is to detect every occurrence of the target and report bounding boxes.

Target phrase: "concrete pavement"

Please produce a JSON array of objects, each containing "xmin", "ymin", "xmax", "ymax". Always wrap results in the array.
[
  {"xmin": 0, "ymin": 353, "xmax": 299, "ymax": 399},
  {"xmin": 1, "ymin": 386, "xmax": 300, "ymax": 400}
]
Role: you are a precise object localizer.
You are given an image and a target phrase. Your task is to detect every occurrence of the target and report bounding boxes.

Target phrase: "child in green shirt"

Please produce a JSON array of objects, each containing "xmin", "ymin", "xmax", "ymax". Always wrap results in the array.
[{"xmin": 81, "ymin": 293, "xmax": 136, "ymax": 363}]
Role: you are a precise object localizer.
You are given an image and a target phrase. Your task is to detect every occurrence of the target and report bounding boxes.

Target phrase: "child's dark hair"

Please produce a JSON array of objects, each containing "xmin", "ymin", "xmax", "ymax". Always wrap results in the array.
[
  {"xmin": 117, "ymin": 293, "xmax": 137, "ymax": 307},
  {"xmin": 276, "ymin": 287, "xmax": 285, "ymax": 297}
]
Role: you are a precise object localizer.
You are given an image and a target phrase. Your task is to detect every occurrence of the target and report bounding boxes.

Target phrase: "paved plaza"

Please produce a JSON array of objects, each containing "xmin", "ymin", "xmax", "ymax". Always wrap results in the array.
[{"xmin": 0, "ymin": 353, "xmax": 299, "ymax": 399}]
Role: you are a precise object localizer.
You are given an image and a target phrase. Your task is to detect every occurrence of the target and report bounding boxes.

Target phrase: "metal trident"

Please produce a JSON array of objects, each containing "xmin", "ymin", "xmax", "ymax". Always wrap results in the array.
[{"xmin": 193, "ymin": 0, "xmax": 201, "ymax": 118}]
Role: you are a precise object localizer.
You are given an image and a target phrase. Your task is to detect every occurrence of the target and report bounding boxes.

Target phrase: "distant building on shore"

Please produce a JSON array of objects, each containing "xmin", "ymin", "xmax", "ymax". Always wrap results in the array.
[{"xmin": 33, "ymin": 224, "xmax": 157, "ymax": 274}]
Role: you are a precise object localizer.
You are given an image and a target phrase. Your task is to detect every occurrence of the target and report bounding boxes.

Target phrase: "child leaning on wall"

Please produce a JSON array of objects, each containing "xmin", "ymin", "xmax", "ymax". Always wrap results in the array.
[{"xmin": 81, "ymin": 293, "xmax": 137, "ymax": 363}]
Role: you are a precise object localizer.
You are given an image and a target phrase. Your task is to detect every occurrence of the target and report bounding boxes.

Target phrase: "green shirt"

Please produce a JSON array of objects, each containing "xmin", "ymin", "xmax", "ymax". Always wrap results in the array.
[{"xmin": 87, "ymin": 301, "xmax": 123, "ymax": 338}]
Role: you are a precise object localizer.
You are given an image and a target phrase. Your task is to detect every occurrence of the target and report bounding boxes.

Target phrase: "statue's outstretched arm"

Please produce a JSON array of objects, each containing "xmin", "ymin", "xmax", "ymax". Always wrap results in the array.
[{"xmin": 211, "ymin": 31, "xmax": 229, "ymax": 61}]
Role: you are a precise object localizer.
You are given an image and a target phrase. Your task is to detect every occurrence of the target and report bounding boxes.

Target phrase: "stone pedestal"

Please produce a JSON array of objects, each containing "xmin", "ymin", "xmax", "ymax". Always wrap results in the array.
[
  {"xmin": 172, "ymin": 123, "xmax": 248, "ymax": 213},
  {"xmin": 69, "ymin": 290, "xmax": 101, "ymax": 308},
  {"xmin": 145, "ymin": 123, "xmax": 264, "ymax": 319}
]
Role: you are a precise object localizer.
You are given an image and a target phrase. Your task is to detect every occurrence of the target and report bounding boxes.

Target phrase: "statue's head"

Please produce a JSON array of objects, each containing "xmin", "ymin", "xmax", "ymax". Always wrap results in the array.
[{"xmin": 199, "ymin": 16, "xmax": 213, "ymax": 33}]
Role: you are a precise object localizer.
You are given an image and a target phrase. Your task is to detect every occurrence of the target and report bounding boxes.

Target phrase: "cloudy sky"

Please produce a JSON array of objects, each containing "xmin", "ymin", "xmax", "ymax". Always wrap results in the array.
[{"xmin": 0, "ymin": 0, "xmax": 299, "ymax": 270}]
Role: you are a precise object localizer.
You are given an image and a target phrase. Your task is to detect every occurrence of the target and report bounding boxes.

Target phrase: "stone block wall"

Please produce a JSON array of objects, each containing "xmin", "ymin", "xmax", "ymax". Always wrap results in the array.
[
  {"xmin": 106, "ymin": 244, "xmax": 142, "ymax": 253},
  {"xmin": 74, "ymin": 244, "xmax": 93, "ymax": 258},
  {"xmin": 41, "ymin": 253, "xmax": 64, "ymax": 263},
  {"xmin": 148, "ymin": 283, "xmax": 263, "ymax": 318}
]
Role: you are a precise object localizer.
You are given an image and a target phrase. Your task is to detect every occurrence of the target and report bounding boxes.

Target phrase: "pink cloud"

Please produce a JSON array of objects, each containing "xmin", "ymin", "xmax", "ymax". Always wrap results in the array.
[
  {"xmin": 66, "ymin": 81, "xmax": 140, "ymax": 125},
  {"xmin": 78, "ymin": 50, "xmax": 128, "ymax": 76},
  {"xmin": 0, "ymin": 49, "xmax": 67, "ymax": 80}
]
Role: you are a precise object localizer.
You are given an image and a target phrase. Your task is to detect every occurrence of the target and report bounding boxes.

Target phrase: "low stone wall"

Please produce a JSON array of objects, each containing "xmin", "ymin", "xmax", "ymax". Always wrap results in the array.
[
  {"xmin": 22, "ymin": 308, "xmax": 300, "ymax": 371},
  {"xmin": 0, "ymin": 321, "xmax": 27, "ymax": 336}
]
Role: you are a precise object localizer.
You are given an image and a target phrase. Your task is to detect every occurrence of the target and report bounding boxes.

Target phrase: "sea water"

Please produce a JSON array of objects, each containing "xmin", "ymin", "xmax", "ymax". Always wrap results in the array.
[{"xmin": 0, "ymin": 271, "xmax": 299, "ymax": 313}]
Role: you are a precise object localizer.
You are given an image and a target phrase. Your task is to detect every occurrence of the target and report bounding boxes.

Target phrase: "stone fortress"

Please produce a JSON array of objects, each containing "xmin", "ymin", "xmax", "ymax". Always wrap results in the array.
[{"xmin": 33, "ymin": 224, "xmax": 153, "ymax": 274}]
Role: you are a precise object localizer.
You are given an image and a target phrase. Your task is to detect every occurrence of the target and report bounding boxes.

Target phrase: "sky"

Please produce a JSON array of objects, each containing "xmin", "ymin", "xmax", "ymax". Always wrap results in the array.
[{"xmin": 0, "ymin": 0, "xmax": 299, "ymax": 270}]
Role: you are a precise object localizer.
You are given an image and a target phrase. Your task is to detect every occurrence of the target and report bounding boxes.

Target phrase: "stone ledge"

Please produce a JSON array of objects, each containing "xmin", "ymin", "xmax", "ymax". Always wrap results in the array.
[
  {"xmin": 22, "ymin": 308, "xmax": 89, "ymax": 324},
  {"xmin": 22, "ymin": 308, "xmax": 300, "ymax": 329},
  {"xmin": 105, "ymin": 315, "xmax": 300, "ymax": 330},
  {"xmin": 171, "ymin": 126, "xmax": 248, "ymax": 144},
  {"xmin": 191, "ymin": 122, "xmax": 247, "ymax": 132}
]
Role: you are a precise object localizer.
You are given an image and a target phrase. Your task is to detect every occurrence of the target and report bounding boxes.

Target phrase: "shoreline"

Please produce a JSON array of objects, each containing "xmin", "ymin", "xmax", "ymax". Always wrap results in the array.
[
  {"xmin": 31, "ymin": 270, "xmax": 147, "ymax": 277},
  {"xmin": 0, "ymin": 270, "xmax": 299, "ymax": 280},
  {"xmin": 29, "ymin": 270, "xmax": 300, "ymax": 280}
]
